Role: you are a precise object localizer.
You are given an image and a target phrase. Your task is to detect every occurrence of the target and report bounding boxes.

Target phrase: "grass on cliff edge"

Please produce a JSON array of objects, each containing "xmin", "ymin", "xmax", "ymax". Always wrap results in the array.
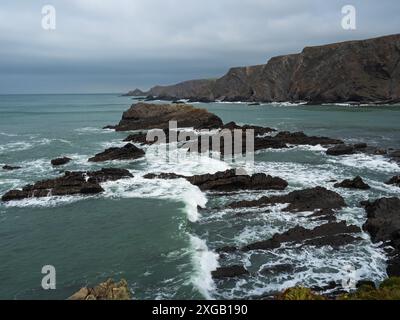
[{"xmin": 277, "ymin": 277, "xmax": 400, "ymax": 300}]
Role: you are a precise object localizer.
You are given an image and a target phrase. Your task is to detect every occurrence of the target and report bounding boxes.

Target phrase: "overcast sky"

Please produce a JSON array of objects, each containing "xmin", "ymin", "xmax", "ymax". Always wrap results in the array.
[{"xmin": 0, "ymin": 0, "xmax": 399, "ymax": 94}]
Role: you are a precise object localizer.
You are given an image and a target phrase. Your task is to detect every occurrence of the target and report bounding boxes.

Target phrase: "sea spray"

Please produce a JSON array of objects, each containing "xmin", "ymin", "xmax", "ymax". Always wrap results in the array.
[{"xmin": 189, "ymin": 235, "xmax": 219, "ymax": 299}]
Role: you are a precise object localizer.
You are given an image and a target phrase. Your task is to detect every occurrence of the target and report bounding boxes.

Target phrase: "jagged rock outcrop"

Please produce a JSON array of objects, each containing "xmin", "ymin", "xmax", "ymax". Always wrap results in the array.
[
  {"xmin": 212, "ymin": 265, "xmax": 249, "ymax": 279},
  {"xmin": 51, "ymin": 157, "xmax": 71, "ymax": 166},
  {"xmin": 362, "ymin": 198, "xmax": 400, "ymax": 276},
  {"xmin": 2, "ymin": 165, "xmax": 21, "ymax": 171},
  {"xmin": 229, "ymin": 186, "xmax": 346, "ymax": 212},
  {"xmin": 242, "ymin": 221, "xmax": 361, "ymax": 251},
  {"xmin": 1, "ymin": 168, "xmax": 133, "ymax": 202},
  {"xmin": 122, "ymin": 89, "xmax": 146, "ymax": 97},
  {"xmin": 89, "ymin": 143, "xmax": 145, "ymax": 162},
  {"xmin": 144, "ymin": 169, "xmax": 288, "ymax": 191},
  {"xmin": 114, "ymin": 103, "xmax": 223, "ymax": 131},
  {"xmin": 69, "ymin": 279, "xmax": 131, "ymax": 300},
  {"xmin": 126, "ymin": 34, "xmax": 400, "ymax": 104},
  {"xmin": 334, "ymin": 176, "xmax": 371, "ymax": 190},
  {"xmin": 326, "ymin": 144, "xmax": 355, "ymax": 156},
  {"xmin": 273, "ymin": 131, "xmax": 342, "ymax": 146}
]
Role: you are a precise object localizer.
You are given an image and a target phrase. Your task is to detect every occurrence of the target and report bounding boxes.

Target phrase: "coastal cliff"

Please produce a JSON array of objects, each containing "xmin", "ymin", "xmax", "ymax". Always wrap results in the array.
[{"xmin": 127, "ymin": 34, "xmax": 400, "ymax": 104}]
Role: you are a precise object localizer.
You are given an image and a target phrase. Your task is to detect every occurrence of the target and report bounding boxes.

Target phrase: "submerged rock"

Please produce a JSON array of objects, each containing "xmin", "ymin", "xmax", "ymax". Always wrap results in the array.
[
  {"xmin": 386, "ymin": 176, "xmax": 400, "ymax": 186},
  {"xmin": 242, "ymin": 221, "xmax": 361, "ymax": 251},
  {"xmin": 334, "ymin": 176, "xmax": 371, "ymax": 190},
  {"xmin": 69, "ymin": 279, "xmax": 131, "ymax": 300},
  {"xmin": 229, "ymin": 186, "xmax": 346, "ymax": 212},
  {"xmin": 259, "ymin": 264, "xmax": 294, "ymax": 275},
  {"xmin": 212, "ymin": 265, "xmax": 249, "ymax": 279},
  {"xmin": 1, "ymin": 168, "xmax": 132, "ymax": 202},
  {"xmin": 88, "ymin": 143, "xmax": 145, "ymax": 162},
  {"xmin": 326, "ymin": 144, "xmax": 355, "ymax": 156},
  {"xmin": 144, "ymin": 169, "xmax": 288, "ymax": 191},
  {"xmin": 51, "ymin": 157, "xmax": 72, "ymax": 166},
  {"xmin": 2, "ymin": 165, "xmax": 21, "ymax": 171},
  {"xmin": 114, "ymin": 103, "xmax": 223, "ymax": 131},
  {"xmin": 362, "ymin": 197, "xmax": 400, "ymax": 276}
]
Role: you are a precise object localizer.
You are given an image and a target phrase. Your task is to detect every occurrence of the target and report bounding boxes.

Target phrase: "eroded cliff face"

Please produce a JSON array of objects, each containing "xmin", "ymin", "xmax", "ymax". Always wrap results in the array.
[{"xmin": 127, "ymin": 34, "xmax": 400, "ymax": 104}]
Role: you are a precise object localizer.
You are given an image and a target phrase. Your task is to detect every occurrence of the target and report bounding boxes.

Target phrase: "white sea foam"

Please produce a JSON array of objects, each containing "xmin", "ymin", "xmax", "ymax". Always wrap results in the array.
[
  {"xmin": 213, "ymin": 241, "xmax": 387, "ymax": 299},
  {"xmin": 0, "ymin": 138, "xmax": 72, "ymax": 154},
  {"xmin": 0, "ymin": 141, "xmax": 33, "ymax": 153},
  {"xmin": 74, "ymin": 127, "xmax": 114, "ymax": 134},
  {"xmin": 327, "ymin": 153, "xmax": 400, "ymax": 173},
  {"xmin": 0, "ymin": 132, "xmax": 19, "ymax": 137},
  {"xmin": 189, "ymin": 235, "xmax": 219, "ymax": 299},
  {"xmin": 2, "ymin": 195, "xmax": 88, "ymax": 208},
  {"xmin": 102, "ymin": 176, "xmax": 207, "ymax": 222},
  {"xmin": 253, "ymin": 161, "xmax": 344, "ymax": 189},
  {"xmin": 144, "ymin": 144, "xmax": 230, "ymax": 176}
]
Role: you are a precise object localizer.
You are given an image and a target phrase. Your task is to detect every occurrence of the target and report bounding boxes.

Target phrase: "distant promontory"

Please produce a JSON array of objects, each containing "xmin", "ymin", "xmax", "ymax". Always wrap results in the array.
[{"xmin": 125, "ymin": 34, "xmax": 400, "ymax": 104}]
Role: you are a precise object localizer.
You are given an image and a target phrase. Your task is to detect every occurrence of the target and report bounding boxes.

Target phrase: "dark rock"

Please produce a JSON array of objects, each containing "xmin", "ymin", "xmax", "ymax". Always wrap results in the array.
[
  {"xmin": 362, "ymin": 197, "xmax": 400, "ymax": 276},
  {"xmin": 334, "ymin": 176, "xmax": 371, "ymax": 190},
  {"xmin": 274, "ymin": 131, "xmax": 343, "ymax": 146},
  {"xmin": 51, "ymin": 157, "xmax": 72, "ymax": 166},
  {"xmin": 221, "ymin": 121, "xmax": 276, "ymax": 136},
  {"xmin": 103, "ymin": 125, "xmax": 116, "ymax": 130},
  {"xmin": 230, "ymin": 186, "xmax": 346, "ymax": 212},
  {"xmin": 389, "ymin": 150, "xmax": 400, "ymax": 163},
  {"xmin": 248, "ymin": 102, "xmax": 260, "ymax": 106},
  {"xmin": 144, "ymin": 169, "xmax": 288, "ymax": 191},
  {"xmin": 1, "ymin": 168, "xmax": 132, "ymax": 202},
  {"xmin": 114, "ymin": 103, "xmax": 223, "ymax": 131},
  {"xmin": 356, "ymin": 280, "xmax": 376, "ymax": 289},
  {"xmin": 212, "ymin": 265, "xmax": 249, "ymax": 279},
  {"xmin": 363, "ymin": 198, "xmax": 400, "ymax": 245},
  {"xmin": 260, "ymin": 264, "xmax": 294, "ymax": 275},
  {"xmin": 374, "ymin": 148, "xmax": 387, "ymax": 155},
  {"xmin": 89, "ymin": 143, "xmax": 145, "ymax": 162},
  {"xmin": 123, "ymin": 132, "xmax": 150, "ymax": 144},
  {"xmin": 354, "ymin": 143, "xmax": 368, "ymax": 149},
  {"xmin": 386, "ymin": 176, "xmax": 400, "ymax": 186},
  {"xmin": 215, "ymin": 246, "xmax": 238, "ymax": 253},
  {"xmin": 387, "ymin": 256, "xmax": 400, "ymax": 277},
  {"xmin": 86, "ymin": 168, "xmax": 133, "ymax": 183},
  {"xmin": 326, "ymin": 144, "xmax": 355, "ymax": 156},
  {"xmin": 309, "ymin": 209, "xmax": 337, "ymax": 222},
  {"xmin": 143, "ymin": 172, "xmax": 184, "ymax": 180},
  {"xmin": 187, "ymin": 169, "xmax": 288, "ymax": 191},
  {"xmin": 2, "ymin": 165, "xmax": 21, "ymax": 171},
  {"xmin": 123, "ymin": 88, "xmax": 146, "ymax": 97},
  {"xmin": 243, "ymin": 221, "xmax": 361, "ymax": 251}
]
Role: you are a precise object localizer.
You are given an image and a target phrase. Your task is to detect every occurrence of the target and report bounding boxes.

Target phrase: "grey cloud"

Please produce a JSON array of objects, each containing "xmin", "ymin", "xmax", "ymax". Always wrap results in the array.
[{"xmin": 0, "ymin": 0, "xmax": 399, "ymax": 93}]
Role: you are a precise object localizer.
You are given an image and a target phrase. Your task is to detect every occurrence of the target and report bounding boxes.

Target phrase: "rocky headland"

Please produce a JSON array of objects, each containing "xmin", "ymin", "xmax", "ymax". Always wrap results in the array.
[{"xmin": 125, "ymin": 34, "xmax": 400, "ymax": 104}]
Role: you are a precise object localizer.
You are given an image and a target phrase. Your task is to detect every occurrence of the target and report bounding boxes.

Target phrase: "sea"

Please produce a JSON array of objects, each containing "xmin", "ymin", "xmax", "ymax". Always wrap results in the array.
[{"xmin": 0, "ymin": 94, "xmax": 399, "ymax": 299}]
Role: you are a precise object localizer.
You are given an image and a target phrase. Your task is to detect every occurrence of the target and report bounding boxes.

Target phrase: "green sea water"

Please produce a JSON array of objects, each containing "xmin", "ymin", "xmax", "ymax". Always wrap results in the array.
[{"xmin": 0, "ymin": 94, "xmax": 399, "ymax": 299}]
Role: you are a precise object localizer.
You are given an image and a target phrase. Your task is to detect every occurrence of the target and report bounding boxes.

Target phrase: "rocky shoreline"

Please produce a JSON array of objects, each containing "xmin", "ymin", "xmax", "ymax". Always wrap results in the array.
[{"xmin": 2, "ymin": 101, "xmax": 400, "ymax": 300}]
